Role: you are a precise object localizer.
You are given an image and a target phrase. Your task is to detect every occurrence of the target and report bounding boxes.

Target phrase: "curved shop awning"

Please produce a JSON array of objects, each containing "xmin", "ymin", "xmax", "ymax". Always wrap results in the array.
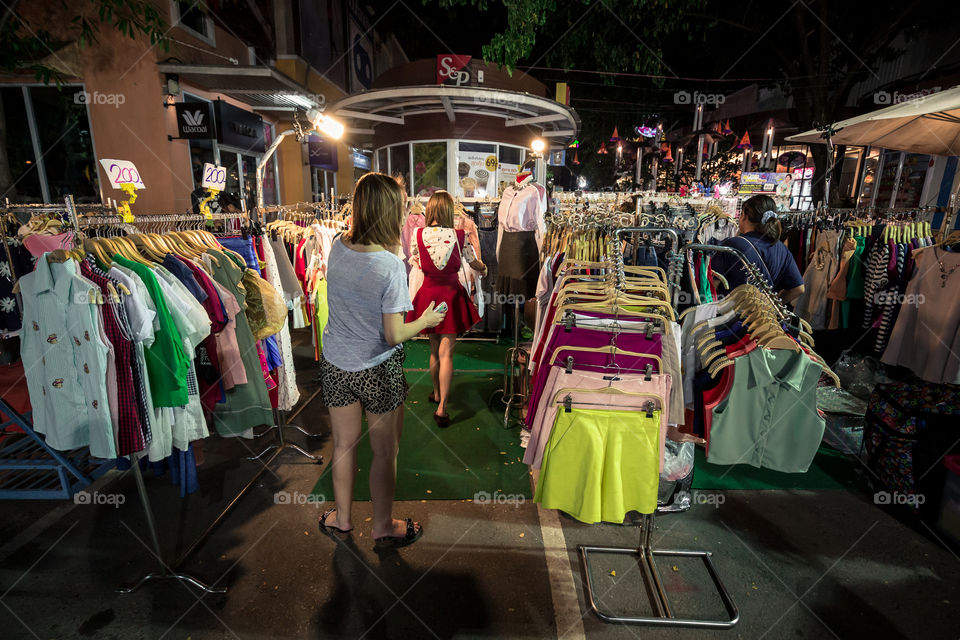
[{"xmin": 327, "ymin": 85, "xmax": 580, "ymax": 145}]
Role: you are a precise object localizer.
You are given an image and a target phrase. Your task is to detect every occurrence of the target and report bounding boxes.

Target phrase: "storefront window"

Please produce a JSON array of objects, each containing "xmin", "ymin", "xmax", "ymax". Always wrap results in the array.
[
  {"xmin": 893, "ymin": 153, "xmax": 931, "ymax": 208},
  {"xmin": 456, "ymin": 142, "xmax": 496, "ymax": 198},
  {"xmin": 836, "ymin": 148, "xmax": 863, "ymax": 204},
  {"xmin": 413, "ymin": 142, "xmax": 446, "ymax": 197},
  {"xmin": 857, "ymin": 148, "xmax": 881, "ymax": 207},
  {"xmin": 498, "ymin": 144, "xmax": 525, "ymax": 196},
  {"xmin": 240, "ymin": 154, "xmax": 258, "ymax": 212},
  {"xmin": 29, "ymin": 86, "xmax": 99, "ymax": 202},
  {"xmin": 261, "ymin": 125, "xmax": 279, "ymax": 206},
  {"xmin": 389, "ymin": 144, "xmax": 410, "ymax": 195},
  {"xmin": 313, "ymin": 169, "xmax": 336, "ymax": 201},
  {"xmin": 222, "ymin": 152, "xmax": 242, "ymax": 207},
  {"xmin": 376, "ymin": 148, "xmax": 388, "ymax": 173},
  {"xmin": 0, "ymin": 88, "xmax": 42, "ymax": 203},
  {"xmin": 188, "ymin": 139, "xmax": 216, "ymax": 187},
  {"xmin": 875, "ymin": 150, "xmax": 903, "ymax": 208}
]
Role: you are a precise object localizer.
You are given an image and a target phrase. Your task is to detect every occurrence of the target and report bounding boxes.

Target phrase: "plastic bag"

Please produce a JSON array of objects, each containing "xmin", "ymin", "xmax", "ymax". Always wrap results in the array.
[
  {"xmin": 661, "ymin": 440, "xmax": 694, "ymax": 482},
  {"xmin": 835, "ymin": 350, "xmax": 892, "ymax": 400}
]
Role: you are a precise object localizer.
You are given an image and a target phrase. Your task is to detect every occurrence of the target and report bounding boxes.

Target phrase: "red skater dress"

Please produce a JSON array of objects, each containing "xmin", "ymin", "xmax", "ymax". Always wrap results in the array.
[{"xmin": 408, "ymin": 226, "xmax": 481, "ymax": 335}]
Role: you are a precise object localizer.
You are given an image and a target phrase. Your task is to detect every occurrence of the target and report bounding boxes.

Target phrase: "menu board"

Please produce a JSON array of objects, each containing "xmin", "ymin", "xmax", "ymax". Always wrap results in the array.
[{"xmin": 456, "ymin": 150, "xmax": 498, "ymax": 198}]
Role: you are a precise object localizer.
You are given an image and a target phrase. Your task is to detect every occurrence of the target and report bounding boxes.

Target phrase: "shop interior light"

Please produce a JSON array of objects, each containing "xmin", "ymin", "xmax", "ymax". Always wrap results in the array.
[{"xmin": 531, "ymin": 138, "xmax": 546, "ymax": 154}]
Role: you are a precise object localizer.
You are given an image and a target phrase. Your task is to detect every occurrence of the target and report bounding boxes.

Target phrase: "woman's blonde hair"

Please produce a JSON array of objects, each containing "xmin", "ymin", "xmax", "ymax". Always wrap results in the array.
[
  {"xmin": 348, "ymin": 172, "xmax": 405, "ymax": 246},
  {"xmin": 425, "ymin": 190, "xmax": 455, "ymax": 228}
]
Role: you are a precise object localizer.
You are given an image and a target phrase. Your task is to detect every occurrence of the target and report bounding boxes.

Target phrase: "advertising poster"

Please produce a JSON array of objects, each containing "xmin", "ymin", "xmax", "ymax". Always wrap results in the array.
[
  {"xmin": 498, "ymin": 163, "xmax": 519, "ymax": 196},
  {"xmin": 738, "ymin": 172, "xmax": 792, "ymax": 195},
  {"xmin": 456, "ymin": 150, "xmax": 498, "ymax": 197}
]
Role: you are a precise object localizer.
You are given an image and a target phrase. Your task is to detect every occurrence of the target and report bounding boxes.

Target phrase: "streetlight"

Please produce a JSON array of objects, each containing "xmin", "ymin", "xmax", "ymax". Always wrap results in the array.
[
  {"xmin": 256, "ymin": 108, "xmax": 344, "ymax": 209},
  {"xmin": 308, "ymin": 108, "xmax": 346, "ymax": 140}
]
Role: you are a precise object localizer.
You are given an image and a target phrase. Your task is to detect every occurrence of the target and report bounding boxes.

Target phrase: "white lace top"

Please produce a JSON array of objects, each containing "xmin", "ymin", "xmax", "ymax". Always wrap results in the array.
[{"xmin": 409, "ymin": 226, "xmax": 477, "ymax": 271}]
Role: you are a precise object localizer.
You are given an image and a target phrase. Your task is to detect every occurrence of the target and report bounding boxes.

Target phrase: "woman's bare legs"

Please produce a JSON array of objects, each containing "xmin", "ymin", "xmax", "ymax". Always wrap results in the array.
[
  {"xmin": 436, "ymin": 334, "xmax": 456, "ymax": 417},
  {"xmin": 367, "ymin": 403, "xmax": 414, "ymax": 538},
  {"xmin": 429, "ymin": 334, "xmax": 441, "ymax": 401},
  {"xmin": 323, "ymin": 402, "xmax": 363, "ymax": 531}
]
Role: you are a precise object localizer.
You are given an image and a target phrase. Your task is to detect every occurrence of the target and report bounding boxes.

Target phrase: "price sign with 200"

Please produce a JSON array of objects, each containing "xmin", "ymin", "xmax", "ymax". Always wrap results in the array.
[
  {"xmin": 201, "ymin": 163, "xmax": 227, "ymax": 190},
  {"xmin": 99, "ymin": 159, "xmax": 146, "ymax": 189}
]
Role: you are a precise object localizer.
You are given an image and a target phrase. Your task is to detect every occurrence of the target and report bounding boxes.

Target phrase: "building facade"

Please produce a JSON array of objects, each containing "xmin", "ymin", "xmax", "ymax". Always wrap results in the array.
[{"xmin": 0, "ymin": 0, "xmax": 405, "ymax": 213}]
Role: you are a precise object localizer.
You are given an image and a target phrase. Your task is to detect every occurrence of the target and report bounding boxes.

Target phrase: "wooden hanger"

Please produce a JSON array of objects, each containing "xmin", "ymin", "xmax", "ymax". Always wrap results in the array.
[{"xmin": 549, "ymin": 345, "xmax": 664, "ymax": 373}]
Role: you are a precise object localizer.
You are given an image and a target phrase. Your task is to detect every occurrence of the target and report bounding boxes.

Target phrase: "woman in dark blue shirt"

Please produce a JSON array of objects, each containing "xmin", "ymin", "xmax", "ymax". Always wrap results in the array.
[{"xmin": 711, "ymin": 195, "xmax": 805, "ymax": 304}]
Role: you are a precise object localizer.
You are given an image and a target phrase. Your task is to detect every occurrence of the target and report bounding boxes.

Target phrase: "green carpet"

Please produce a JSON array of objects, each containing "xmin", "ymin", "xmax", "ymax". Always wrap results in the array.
[
  {"xmin": 311, "ymin": 371, "xmax": 531, "ymax": 501},
  {"xmin": 403, "ymin": 338, "xmax": 506, "ymax": 371},
  {"xmin": 691, "ymin": 445, "xmax": 862, "ymax": 490}
]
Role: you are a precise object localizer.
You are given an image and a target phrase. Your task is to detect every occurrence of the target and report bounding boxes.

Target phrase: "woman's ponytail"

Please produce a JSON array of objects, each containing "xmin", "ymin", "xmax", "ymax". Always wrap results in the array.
[{"xmin": 742, "ymin": 194, "xmax": 782, "ymax": 241}]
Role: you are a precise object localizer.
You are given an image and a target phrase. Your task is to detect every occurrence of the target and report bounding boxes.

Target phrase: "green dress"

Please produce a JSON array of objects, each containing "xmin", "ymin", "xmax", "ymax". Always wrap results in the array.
[
  {"xmin": 842, "ymin": 235, "xmax": 867, "ymax": 328},
  {"xmin": 112, "ymin": 254, "xmax": 190, "ymax": 407},
  {"xmin": 206, "ymin": 249, "xmax": 273, "ymax": 434}
]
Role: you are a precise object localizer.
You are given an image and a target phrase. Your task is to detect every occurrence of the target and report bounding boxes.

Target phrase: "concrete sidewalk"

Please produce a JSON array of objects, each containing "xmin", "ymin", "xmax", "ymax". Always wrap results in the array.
[{"xmin": 0, "ymin": 335, "xmax": 957, "ymax": 639}]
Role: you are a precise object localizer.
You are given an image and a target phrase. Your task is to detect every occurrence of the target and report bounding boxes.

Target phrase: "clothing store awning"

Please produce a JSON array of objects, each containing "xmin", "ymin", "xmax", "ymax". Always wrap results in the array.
[
  {"xmin": 327, "ymin": 85, "xmax": 580, "ymax": 144},
  {"xmin": 156, "ymin": 63, "xmax": 323, "ymax": 112},
  {"xmin": 787, "ymin": 85, "xmax": 960, "ymax": 156}
]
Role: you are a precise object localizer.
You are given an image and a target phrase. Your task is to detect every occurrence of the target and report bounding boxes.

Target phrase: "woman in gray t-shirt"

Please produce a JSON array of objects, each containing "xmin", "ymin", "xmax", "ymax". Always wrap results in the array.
[{"xmin": 318, "ymin": 173, "xmax": 445, "ymax": 548}]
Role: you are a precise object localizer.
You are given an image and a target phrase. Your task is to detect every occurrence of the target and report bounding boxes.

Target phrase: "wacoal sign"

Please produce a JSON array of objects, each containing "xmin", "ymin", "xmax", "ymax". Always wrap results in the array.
[{"xmin": 175, "ymin": 102, "xmax": 214, "ymax": 138}]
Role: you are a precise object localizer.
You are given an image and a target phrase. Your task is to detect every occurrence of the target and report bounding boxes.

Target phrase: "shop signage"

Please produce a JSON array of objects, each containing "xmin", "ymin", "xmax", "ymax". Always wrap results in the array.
[
  {"xmin": 738, "ymin": 172, "xmax": 791, "ymax": 195},
  {"xmin": 350, "ymin": 11, "xmax": 374, "ymax": 90},
  {"xmin": 175, "ymin": 101, "xmax": 214, "ymax": 139},
  {"xmin": 214, "ymin": 100, "xmax": 265, "ymax": 153},
  {"xmin": 309, "ymin": 136, "xmax": 338, "ymax": 171},
  {"xmin": 352, "ymin": 151, "xmax": 371, "ymax": 170},
  {"xmin": 99, "ymin": 158, "xmax": 146, "ymax": 190},
  {"xmin": 437, "ymin": 55, "xmax": 473, "ymax": 86},
  {"xmin": 200, "ymin": 163, "xmax": 227, "ymax": 190},
  {"xmin": 548, "ymin": 149, "xmax": 566, "ymax": 166}
]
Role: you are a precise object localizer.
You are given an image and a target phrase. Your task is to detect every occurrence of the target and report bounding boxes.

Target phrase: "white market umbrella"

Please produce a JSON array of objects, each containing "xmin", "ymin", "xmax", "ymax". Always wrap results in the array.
[{"xmin": 787, "ymin": 85, "xmax": 960, "ymax": 156}]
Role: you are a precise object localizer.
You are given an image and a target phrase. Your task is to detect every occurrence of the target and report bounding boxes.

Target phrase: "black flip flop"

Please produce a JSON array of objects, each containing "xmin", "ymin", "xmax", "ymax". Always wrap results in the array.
[
  {"xmin": 428, "ymin": 392, "xmax": 440, "ymax": 404},
  {"xmin": 374, "ymin": 519, "xmax": 423, "ymax": 548},
  {"xmin": 318, "ymin": 508, "xmax": 353, "ymax": 541}
]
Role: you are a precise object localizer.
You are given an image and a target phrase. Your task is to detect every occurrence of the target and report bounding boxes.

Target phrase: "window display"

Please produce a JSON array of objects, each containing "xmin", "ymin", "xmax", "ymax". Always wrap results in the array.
[{"xmin": 413, "ymin": 142, "xmax": 447, "ymax": 196}]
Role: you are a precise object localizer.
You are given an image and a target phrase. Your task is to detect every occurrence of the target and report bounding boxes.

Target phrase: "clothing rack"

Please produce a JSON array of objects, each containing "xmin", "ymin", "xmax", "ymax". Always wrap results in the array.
[
  {"xmin": 7, "ymin": 201, "xmax": 319, "ymax": 592},
  {"xmin": 577, "ymin": 227, "xmax": 740, "ymax": 629},
  {"xmin": 682, "ymin": 242, "xmax": 791, "ymax": 321}
]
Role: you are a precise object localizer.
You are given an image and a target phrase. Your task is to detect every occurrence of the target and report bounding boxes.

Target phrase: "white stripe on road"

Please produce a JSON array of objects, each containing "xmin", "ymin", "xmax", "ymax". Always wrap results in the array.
[{"xmin": 536, "ymin": 498, "xmax": 587, "ymax": 639}]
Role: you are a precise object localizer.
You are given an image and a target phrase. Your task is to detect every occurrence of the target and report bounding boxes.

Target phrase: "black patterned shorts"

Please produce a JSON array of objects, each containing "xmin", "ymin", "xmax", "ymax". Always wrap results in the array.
[{"xmin": 319, "ymin": 347, "xmax": 409, "ymax": 414}]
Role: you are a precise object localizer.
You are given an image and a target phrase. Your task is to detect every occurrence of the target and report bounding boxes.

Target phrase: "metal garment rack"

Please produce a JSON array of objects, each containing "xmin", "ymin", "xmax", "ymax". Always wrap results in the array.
[
  {"xmin": 576, "ymin": 227, "xmax": 740, "ymax": 629},
  {"xmin": 3, "ymin": 200, "xmax": 303, "ymax": 593},
  {"xmin": 680, "ymin": 242, "xmax": 792, "ymax": 321},
  {"xmin": 495, "ymin": 297, "xmax": 529, "ymax": 426}
]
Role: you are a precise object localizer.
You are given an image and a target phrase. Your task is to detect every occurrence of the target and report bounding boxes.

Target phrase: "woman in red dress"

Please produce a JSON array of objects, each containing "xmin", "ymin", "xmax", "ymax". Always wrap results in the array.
[{"xmin": 408, "ymin": 191, "xmax": 486, "ymax": 427}]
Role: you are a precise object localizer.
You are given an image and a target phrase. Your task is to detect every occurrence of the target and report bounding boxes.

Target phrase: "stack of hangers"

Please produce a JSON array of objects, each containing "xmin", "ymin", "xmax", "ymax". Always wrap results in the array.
[
  {"xmin": 524, "ymin": 257, "xmax": 687, "ymax": 523},
  {"xmin": 679, "ymin": 283, "xmax": 838, "ymax": 473}
]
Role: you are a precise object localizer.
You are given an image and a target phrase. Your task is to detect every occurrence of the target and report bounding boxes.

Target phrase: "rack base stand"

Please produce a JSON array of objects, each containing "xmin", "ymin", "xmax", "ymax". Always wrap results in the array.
[
  {"xmin": 494, "ymin": 299, "xmax": 529, "ymax": 427},
  {"xmin": 117, "ymin": 461, "xmax": 226, "ymax": 594},
  {"xmin": 578, "ymin": 513, "xmax": 739, "ymax": 629},
  {"xmin": 247, "ymin": 409, "xmax": 323, "ymax": 464}
]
